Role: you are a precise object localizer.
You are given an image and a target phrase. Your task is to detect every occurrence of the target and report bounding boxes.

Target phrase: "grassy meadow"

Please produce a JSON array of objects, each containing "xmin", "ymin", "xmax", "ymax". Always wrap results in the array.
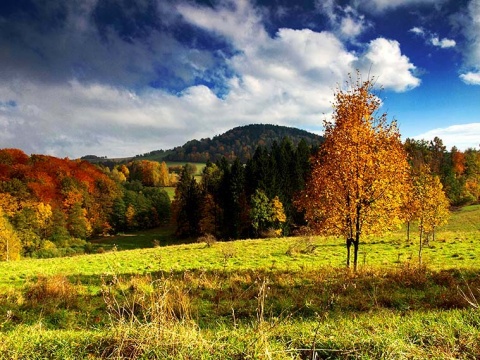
[{"xmin": 0, "ymin": 206, "xmax": 480, "ymax": 358}]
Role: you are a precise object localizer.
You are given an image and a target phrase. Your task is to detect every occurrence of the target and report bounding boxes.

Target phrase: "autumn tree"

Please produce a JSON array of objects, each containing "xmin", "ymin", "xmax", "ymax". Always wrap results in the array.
[
  {"xmin": 297, "ymin": 76, "xmax": 410, "ymax": 271},
  {"xmin": 0, "ymin": 208, "xmax": 21, "ymax": 261},
  {"xmin": 412, "ymin": 166, "xmax": 450, "ymax": 264},
  {"xmin": 250, "ymin": 189, "xmax": 286, "ymax": 237},
  {"xmin": 198, "ymin": 161, "xmax": 224, "ymax": 236}
]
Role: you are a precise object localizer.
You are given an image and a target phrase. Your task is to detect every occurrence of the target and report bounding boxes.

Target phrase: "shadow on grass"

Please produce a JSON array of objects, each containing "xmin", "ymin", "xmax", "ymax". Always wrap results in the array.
[{"xmin": 89, "ymin": 224, "xmax": 194, "ymax": 251}]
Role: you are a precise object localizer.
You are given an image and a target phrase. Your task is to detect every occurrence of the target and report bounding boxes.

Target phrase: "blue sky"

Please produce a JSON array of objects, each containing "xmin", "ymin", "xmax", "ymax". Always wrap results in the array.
[{"xmin": 0, "ymin": 0, "xmax": 479, "ymax": 158}]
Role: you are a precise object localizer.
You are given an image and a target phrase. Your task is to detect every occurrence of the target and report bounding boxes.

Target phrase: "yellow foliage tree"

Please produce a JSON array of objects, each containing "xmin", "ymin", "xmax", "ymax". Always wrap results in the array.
[
  {"xmin": 158, "ymin": 161, "xmax": 171, "ymax": 187},
  {"xmin": 125, "ymin": 204, "xmax": 136, "ymax": 229},
  {"xmin": 35, "ymin": 202, "xmax": 53, "ymax": 238},
  {"xmin": 270, "ymin": 196, "xmax": 286, "ymax": 236},
  {"xmin": 412, "ymin": 166, "xmax": 450, "ymax": 264},
  {"xmin": 0, "ymin": 192, "xmax": 21, "ymax": 217},
  {"xmin": 297, "ymin": 75, "xmax": 410, "ymax": 271},
  {"xmin": 0, "ymin": 208, "xmax": 21, "ymax": 261}
]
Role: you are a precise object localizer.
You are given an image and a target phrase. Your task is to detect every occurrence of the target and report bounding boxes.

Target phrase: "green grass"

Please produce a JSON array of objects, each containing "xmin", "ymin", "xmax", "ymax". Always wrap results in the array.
[
  {"xmin": 1, "ymin": 309, "xmax": 479, "ymax": 359},
  {"xmin": 1, "ymin": 205, "xmax": 480, "ymax": 358},
  {"xmin": 2, "ymin": 226, "xmax": 477, "ymax": 289},
  {"xmin": 90, "ymin": 224, "xmax": 179, "ymax": 251},
  {"xmin": 163, "ymin": 186, "xmax": 175, "ymax": 200},
  {"xmin": 164, "ymin": 161, "xmax": 206, "ymax": 175}
]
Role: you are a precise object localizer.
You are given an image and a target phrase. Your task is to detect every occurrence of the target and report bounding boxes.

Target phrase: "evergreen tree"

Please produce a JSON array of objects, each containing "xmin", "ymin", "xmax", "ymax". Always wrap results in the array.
[
  {"xmin": 172, "ymin": 166, "xmax": 202, "ymax": 238},
  {"xmin": 218, "ymin": 159, "xmax": 248, "ymax": 239}
]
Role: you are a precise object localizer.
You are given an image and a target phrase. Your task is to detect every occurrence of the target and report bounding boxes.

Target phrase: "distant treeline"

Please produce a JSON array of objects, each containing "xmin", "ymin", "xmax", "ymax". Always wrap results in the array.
[
  {"xmin": 135, "ymin": 124, "xmax": 323, "ymax": 163},
  {"xmin": 172, "ymin": 138, "xmax": 315, "ymax": 239},
  {"xmin": 1, "ymin": 134, "xmax": 480, "ymax": 259},
  {"xmin": 405, "ymin": 137, "xmax": 480, "ymax": 206},
  {"xmin": 0, "ymin": 150, "xmax": 172, "ymax": 259}
]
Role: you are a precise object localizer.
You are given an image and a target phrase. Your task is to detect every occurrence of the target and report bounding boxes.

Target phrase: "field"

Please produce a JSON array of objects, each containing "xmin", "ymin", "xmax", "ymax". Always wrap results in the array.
[
  {"xmin": 0, "ymin": 206, "xmax": 480, "ymax": 358},
  {"xmin": 164, "ymin": 161, "xmax": 206, "ymax": 200}
]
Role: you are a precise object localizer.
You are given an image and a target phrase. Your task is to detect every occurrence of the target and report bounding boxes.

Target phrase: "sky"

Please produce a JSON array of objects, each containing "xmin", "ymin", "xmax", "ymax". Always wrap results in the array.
[{"xmin": 0, "ymin": 0, "xmax": 480, "ymax": 158}]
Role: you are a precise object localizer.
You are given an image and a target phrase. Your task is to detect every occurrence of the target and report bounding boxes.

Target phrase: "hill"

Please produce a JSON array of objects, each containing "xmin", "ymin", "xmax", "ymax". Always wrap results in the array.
[{"xmin": 134, "ymin": 124, "xmax": 323, "ymax": 163}]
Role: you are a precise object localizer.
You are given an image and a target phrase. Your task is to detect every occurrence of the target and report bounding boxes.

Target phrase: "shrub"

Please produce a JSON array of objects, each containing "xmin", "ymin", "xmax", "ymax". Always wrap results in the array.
[
  {"xmin": 197, "ymin": 233, "xmax": 217, "ymax": 247},
  {"xmin": 24, "ymin": 275, "xmax": 78, "ymax": 310}
]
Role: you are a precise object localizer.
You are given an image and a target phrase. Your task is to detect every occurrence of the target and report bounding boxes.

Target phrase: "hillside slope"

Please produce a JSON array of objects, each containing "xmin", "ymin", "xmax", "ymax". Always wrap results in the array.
[{"xmin": 135, "ymin": 124, "xmax": 323, "ymax": 163}]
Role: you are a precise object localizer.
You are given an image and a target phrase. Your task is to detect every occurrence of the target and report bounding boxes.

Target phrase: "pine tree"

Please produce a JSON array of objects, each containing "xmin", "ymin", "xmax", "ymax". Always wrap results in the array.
[{"xmin": 172, "ymin": 166, "xmax": 202, "ymax": 237}]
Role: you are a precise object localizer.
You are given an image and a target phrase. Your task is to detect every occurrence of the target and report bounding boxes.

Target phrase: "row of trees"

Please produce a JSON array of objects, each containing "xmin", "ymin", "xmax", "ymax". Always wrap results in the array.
[
  {"xmin": 172, "ymin": 76, "xmax": 453, "ymax": 271},
  {"xmin": 405, "ymin": 138, "xmax": 480, "ymax": 206},
  {"xmin": 1, "ymin": 77, "xmax": 474, "ymax": 267},
  {"xmin": 297, "ymin": 76, "xmax": 450, "ymax": 270},
  {"xmin": 0, "ymin": 152, "xmax": 172, "ymax": 259},
  {"xmin": 172, "ymin": 138, "xmax": 314, "ymax": 239}
]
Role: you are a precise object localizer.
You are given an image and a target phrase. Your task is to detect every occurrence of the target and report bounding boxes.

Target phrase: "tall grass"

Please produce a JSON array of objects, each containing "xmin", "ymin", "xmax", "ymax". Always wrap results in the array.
[{"xmin": 1, "ymin": 205, "xmax": 480, "ymax": 358}]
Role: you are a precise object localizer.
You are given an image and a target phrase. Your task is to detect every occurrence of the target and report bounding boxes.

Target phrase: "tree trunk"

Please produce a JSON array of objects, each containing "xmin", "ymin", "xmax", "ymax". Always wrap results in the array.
[
  {"xmin": 353, "ymin": 236, "xmax": 360, "ymax": 272},
  {"xmin": 353, "ymin": 206, "xmax": 361, "ymax": 272},
  {"xmin": 418, "ymin": 228, "xmax": 423, "ymax": 266},
  {"xmin": 346, "ymin": 237, "xmax": 352, "ymax": 268},
  {"xmin": 407, "ymin": 221, "xmax": 410, "ymax": 241}
]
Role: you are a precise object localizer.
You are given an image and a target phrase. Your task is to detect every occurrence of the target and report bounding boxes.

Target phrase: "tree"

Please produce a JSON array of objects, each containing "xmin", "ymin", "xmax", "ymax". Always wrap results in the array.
[
  {"xmin": 0, "ymin": 208, "xmax": 21, "ymax": 261},
  {"xmin": 218, "ymin": 159, "xmax": 249, "ymax": 239},
  {"xmin": 199, "ymin": 161, "xmax": 223, "ymax": 236},
  {"xmin": 172, "ymin": 166, "xmax": 202, "ymax": 238},
  {"xmin": 270, "ymin": 196, "xmax": 286, "ymax": 234},
  {"xmin": 250, "ymin": 190, "xmax": 287, "ymax": 237},
  {"xmin": 158, "ymin": 161, "xmax": 171, "ymax": 186},
  {"xmin": 250, "ymin": 189, "xmax": 272, "ymax": 236},
  {"xmin": 412, "ymin": 166, "xmax": 450, "ymax": 265},
  {"xmin": 67, "ymin": 202, "xmax": 92, "ymax": 239},
  {"xmin": 297, "ymin": 76, "xmax": 410, "ymax": 271}
]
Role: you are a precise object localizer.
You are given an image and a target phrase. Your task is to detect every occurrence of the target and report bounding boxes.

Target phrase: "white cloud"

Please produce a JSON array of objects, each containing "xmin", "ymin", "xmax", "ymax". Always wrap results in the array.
[
  {"xmin": 409, "ymin": 26, "xmax": 456, "ymax": 49},
  {"xmin": 409, "ymin": 27, "xmax": 425, "ymax": 36},
  {"xmin": 414, "ymin": 123, "xmax": 480, "ymax": 150},
  {"xmin": 359, "ymin": 0, "xmax": 446, "ymax": 13},
  {"xmin": 356, "ymin": 38, "xmax": 421, "ymax": 92},
  {"xmin": 0, "ymin": 0, "xmax": 422, "ymax": 158},
  {"xmin": 177, "ymin": 0, "xmax": 268, "ymax": 50},
  {"xmin": 459, "ymin": 0, "xmax": 480, "ymax": 84},
  {"xmin": 460, "ymin": 71, "xmax": 480, "ymax": 85},
  {"xmin": 315, "ymin": 1, "xmax": 371, "ymax": 40},
  {"xmin": 431, "ymin": 37, "xmax": 456, "ymax": 48}
]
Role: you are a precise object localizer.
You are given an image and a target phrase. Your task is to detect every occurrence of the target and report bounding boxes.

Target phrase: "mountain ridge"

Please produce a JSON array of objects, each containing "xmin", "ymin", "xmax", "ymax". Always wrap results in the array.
[{"xmin": 133, "ymin": 124, "xmax": 323, "ymax": 163}]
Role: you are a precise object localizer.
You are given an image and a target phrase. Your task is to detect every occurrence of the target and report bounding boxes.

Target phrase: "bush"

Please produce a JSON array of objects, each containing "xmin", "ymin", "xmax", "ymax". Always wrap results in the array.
[
  {"xmin": 197, "ymin": 234, "xmax": 217, "ymax": 247},
  {"xmin": 24, "ymin": 275, "xmax": 78, "ymax": 311}
]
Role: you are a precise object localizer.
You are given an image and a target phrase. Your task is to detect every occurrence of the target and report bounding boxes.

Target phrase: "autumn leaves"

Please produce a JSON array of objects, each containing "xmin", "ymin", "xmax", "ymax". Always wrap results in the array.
[{"xmin": 297, "ymin": 76, "xmax": 449, "ymax": 271}]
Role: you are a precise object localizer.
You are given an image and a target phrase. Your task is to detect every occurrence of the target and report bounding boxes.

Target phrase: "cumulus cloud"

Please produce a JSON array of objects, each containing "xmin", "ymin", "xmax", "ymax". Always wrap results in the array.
[
  {"xmin": 414, "ymin": 123, "xmax": 480, "ymax": 150},
  {"xmin": 409, "ymin": 26, "xmax": 456, "ymax": 49},
  {"xmin": 458, "ymin": 0, "xmax": 480, "ymax": 85},
  {"xmin": 357, "ymin": 0, "xmax": 446, "ymax": 13},
  {"xmin": 356, "ymin": 38, "xmax": 421, "ymax": 92},
  {"xmin": 0, "ymin": 0, "xmax": 421, "ymax": 157},
  {"xmin": 460, "ymin": 72, "xmax": 480, "ymax": 85},
  {"xmin": 315, "ymin": 1, "xmax": 372, "ymax": 40},
  {"xmin": 431, "ymin": 37, "xmax": 456, "ymax": 48}
]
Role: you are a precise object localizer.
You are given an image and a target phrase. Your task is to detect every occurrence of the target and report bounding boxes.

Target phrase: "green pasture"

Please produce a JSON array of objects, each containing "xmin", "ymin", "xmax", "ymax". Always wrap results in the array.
[
  {"xmin": 0, "ymin": 205, "xmax": 480, "ymax": 359},
  {"xmin": 1, "ymin": 229, "xmax": 478, "ymax": 290},
  {"xmin": 163, "ymin": 186, "xmax": 175, "ymax": 200}
]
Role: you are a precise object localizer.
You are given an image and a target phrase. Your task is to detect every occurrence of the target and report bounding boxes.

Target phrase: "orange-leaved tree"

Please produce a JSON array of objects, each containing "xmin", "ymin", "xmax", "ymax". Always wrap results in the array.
[
  {"xmin": 297, "ymin": 75, "xmax": 410, "ymax": 271},
  {"xmin": 412, "ymin": 165, "xmax": 450, "ymax": 265}
]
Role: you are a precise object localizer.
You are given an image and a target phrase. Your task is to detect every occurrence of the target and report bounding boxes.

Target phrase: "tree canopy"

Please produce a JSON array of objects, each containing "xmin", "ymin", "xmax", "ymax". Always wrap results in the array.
[{"xmin": 297, "ymin": 76, "xmax": 411, "ymax": 271}]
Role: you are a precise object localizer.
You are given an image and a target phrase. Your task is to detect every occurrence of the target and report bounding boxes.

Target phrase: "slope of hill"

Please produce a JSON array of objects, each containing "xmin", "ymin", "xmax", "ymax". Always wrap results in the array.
[{"xmin": 135, "ymin": 124, "xmax": 323, "ymax": 163}]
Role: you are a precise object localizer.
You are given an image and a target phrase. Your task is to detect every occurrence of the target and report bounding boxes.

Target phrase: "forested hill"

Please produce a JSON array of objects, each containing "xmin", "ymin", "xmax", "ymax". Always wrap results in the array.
[{"xmin": 136, "ymin": 124, "xmax": 323, "ymax": 163}]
